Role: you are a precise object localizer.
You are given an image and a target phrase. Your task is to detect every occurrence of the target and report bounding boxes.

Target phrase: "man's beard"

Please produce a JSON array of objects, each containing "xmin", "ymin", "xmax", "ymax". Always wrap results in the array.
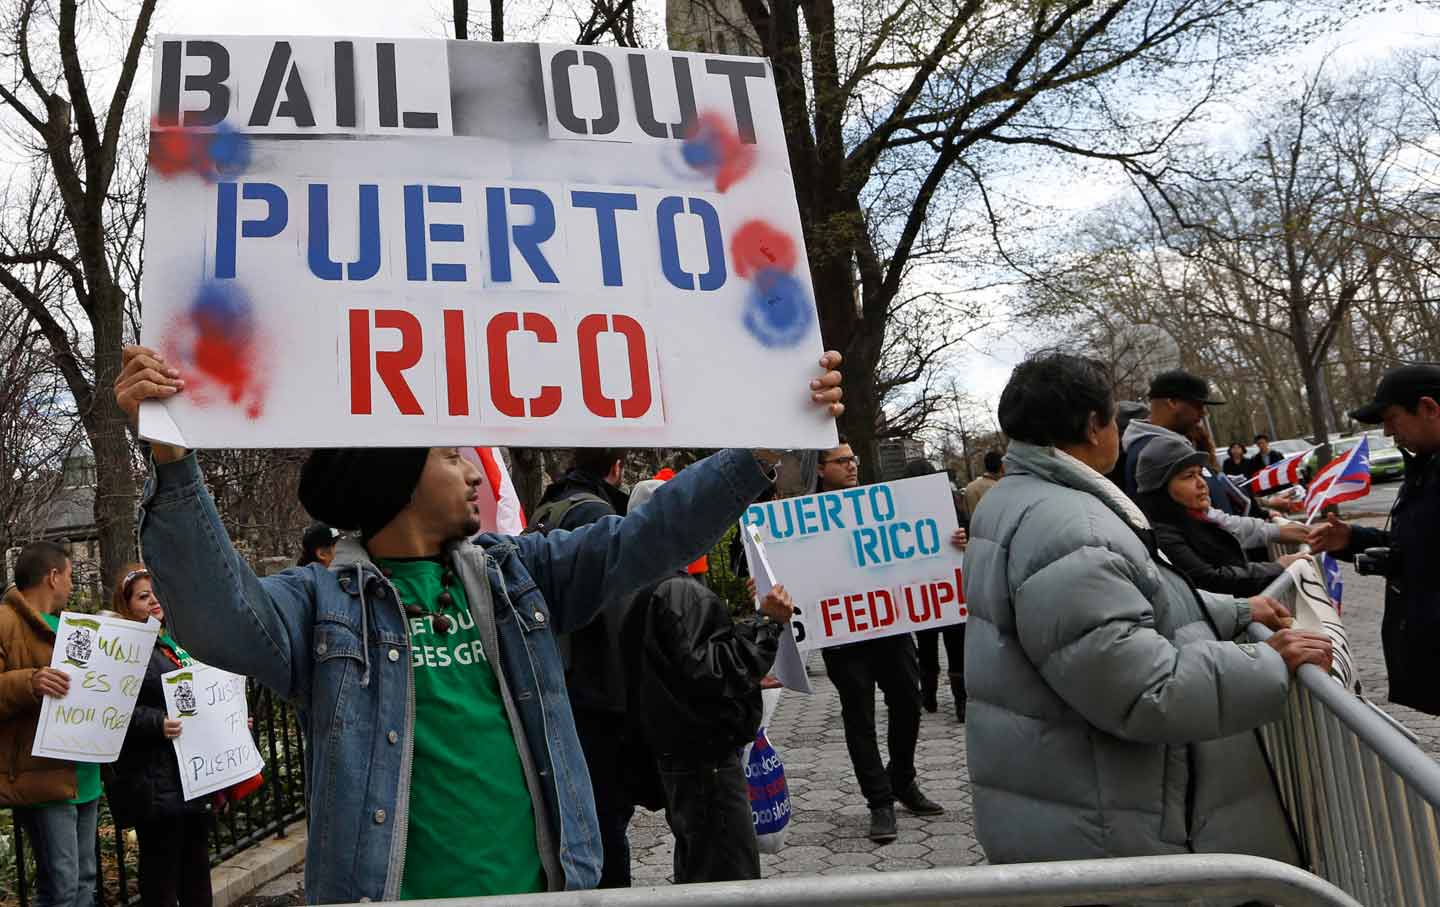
[{"xmin": 461, "ymin": 515, "xmax": 482, "ymax": 538}]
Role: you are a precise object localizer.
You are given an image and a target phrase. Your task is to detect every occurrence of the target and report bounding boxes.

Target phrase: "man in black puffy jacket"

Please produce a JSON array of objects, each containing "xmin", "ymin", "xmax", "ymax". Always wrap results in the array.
[{"xmin": 623, "ymin": 479, "xmax": 794, "ymax": 884}]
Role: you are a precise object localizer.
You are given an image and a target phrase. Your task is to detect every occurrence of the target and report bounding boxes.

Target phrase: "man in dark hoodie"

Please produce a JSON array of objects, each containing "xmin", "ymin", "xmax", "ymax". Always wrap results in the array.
[
  {"xmin": 1120, "ymin": 369, "xmax": 1224, "ymax": 498},
  {"xmin": 530, "ymin": 448, "xmax": 636, "ymax": 888},
  {"xmin": 623, "ymin": 478, "xmax": 794, "ymax": 884}
]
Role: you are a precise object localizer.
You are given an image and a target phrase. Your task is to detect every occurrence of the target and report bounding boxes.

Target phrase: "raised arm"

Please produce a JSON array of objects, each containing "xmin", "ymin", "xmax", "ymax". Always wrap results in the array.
[
  {"xmin": 515, "ymin": 350, "xmax": 843, "ymax": 633},
  {"xmin": 139, "ymin": 454, "xmax": 319, "ymax": 702},
  {"xmin": 116, "ymin": 346, "xmax": 316, "ymax": 703},
  {"xmin": 515, "ymin": 448, "xmax": 773, "ymax": 633}
]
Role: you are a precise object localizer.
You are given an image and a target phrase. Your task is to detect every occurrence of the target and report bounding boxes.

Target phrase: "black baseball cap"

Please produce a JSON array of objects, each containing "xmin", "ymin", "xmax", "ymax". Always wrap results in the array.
[
  {"xmin": 1350, "ymin": 364, "xmax": 1440, "ymax": 424},
  {"xmin": 1147, "ymin": 369, "xmax": 1225, "ymax": 406}
]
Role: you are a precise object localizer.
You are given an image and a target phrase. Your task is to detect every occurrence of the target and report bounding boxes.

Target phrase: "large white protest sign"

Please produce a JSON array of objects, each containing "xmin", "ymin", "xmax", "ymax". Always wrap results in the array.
[
  {"xmin": 162, "ymin": 664, "xmax": 264, "ymax": 800},
  {"xmin": 139, "ymin": 36, "xmax": 833, "ymax": 450},
  {"xmin": 740, "ymin": 474, "xmax": 965, "ymax": 651},
  {"xmin": 32, "ymin": 613, "xmax": 159, "ymax": 763}
]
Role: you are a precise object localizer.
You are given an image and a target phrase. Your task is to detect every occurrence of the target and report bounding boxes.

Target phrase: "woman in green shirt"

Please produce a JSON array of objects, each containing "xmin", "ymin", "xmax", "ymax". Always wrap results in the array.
[{"xmin": 104, "ymin": 566, "xmax": 214, "ymax": 907}]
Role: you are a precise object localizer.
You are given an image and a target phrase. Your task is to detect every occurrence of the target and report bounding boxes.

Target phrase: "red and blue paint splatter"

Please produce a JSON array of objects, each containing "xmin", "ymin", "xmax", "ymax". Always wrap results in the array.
[
  {"xmin": 168, "ymin": 281, "xmax": 267, "ymax": 419},
  {"xmin": 681, "ymin": 112, "xmax": 755, "ymax": 193},
  {"xmin": 731, "ymin": 220, "xmax": 812, "ymax": 348},
  {"xmin": 150, "ymin": 121, "xmax": 251, "ymax": 181}
]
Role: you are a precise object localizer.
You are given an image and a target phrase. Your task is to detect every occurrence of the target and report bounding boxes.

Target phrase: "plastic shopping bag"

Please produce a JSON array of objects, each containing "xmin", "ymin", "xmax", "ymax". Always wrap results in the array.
[{"xmin": 742, "ymin": 687, "xmax": 791, "ymax": 853}]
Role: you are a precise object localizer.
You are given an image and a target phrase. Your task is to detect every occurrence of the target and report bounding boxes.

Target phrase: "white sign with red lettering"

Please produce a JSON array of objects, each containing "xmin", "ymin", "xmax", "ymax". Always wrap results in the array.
[
  {"xmin": 739, "ymin": 474, "xmax": 965, "ymax": 651},
  {"xmin": 138, "ymin": 36, "xmax": 832, "ymax": 449}
]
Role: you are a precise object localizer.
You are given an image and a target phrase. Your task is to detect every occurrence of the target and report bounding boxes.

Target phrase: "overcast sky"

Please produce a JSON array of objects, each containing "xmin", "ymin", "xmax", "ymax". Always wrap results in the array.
[{"xmin": 154, "ymin": 0, "xmax": 1440, "ymax": 423}]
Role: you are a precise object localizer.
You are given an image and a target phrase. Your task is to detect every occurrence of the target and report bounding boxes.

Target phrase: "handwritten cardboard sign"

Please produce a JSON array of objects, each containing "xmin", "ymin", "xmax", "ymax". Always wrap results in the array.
[
  {"xmin": 139, "ymin": 36, "xmax": 833, "ymax": 450},
  {"xmin": 740, "ymin": 474, "xmax": 965, "ymax": 651},
  {"xmin": 32, "ymin": 613, "xmax": 159, "ymax": 763},
  {"xmin": 162, "ymin": 663, "xmax": 264, "ymax": 800}
]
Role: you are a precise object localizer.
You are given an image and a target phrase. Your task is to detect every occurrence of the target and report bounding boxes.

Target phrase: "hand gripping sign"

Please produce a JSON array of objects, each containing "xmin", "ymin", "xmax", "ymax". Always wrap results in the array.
[
  {"xmin": 162, "ymin": 663, "xmax": 265, "ymax": 800},
  {"xmin": 139, "ymin": 36, "xmax": 833, "ymax": 451},
  {"xmin": 740, "ymin": 473, "xmax": 966, "ymax": 651},
  {"xmin": 32, "ymin": 614, "xmax": 159, "ymax": 763}
]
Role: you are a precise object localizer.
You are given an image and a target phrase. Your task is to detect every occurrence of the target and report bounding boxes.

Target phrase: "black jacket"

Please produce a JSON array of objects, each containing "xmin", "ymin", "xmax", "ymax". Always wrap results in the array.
[
  {"xmin": 103, "ymin": 641, "xmax": 207, "ymax": 828},
  {"xmin": 538, "ymin": 470, "xmax": 632, "ymax": 715},
  {"xmin": 625, "ymin": 573, "xmax": 781, "ymax": 759},
  {"xmin": 1246, "ymin": 450, "xmax": 1284, "ymax": 477},
  {"xmin": 1341, "ymin": 450, "xmax": 1440, "ymax": 715},
  {"xmin": 1138, "ymin": 492, "xmax": 1283, "ymax": 598}
]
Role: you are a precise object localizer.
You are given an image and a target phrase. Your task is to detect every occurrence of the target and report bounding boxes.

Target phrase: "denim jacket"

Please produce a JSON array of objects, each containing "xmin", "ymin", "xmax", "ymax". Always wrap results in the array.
[{"xmin": 137, "ymin": 449, "xmax": 770, "ymax": 904}]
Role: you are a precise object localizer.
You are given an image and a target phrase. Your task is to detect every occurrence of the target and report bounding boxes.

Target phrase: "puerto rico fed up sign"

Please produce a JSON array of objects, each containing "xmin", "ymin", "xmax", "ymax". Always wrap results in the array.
[{"xmin": 741, "ymin": 474, "xmax": 966, "ymax": 651}]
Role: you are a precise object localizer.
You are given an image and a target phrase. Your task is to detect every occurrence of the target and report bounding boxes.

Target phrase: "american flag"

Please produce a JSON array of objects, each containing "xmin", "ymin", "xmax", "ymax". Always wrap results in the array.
[
  {"xmin": 1247, "ymin": 448, "xmax": 1312, "ymax": 492},
  {"xmin": 1304, "ymin": 438, "xmax": 1372, "ymax": 521}
]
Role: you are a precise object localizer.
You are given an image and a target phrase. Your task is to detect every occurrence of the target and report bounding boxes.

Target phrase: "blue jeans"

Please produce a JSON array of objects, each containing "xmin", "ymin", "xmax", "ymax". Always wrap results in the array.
[{"xmin": 16, "ymin": 799, "xmax": 99, "ymax": 907}]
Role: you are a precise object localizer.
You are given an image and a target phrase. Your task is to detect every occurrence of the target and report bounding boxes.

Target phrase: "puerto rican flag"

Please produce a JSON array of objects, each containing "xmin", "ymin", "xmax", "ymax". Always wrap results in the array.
[
  {"xmin": 1304, "ymin": 438, "xmax": 1371, "ymax": 521},
  {"xmin": 1247, "ymin": 448, "xmax": 1311, "ymax": 492},
  {"xmin": 460, "ymin": 447, "xmax": 527, "ymax": 535},
  {"xmin": 1320, "ymin": 553, "xmax": 1344, "ymax": 613}
]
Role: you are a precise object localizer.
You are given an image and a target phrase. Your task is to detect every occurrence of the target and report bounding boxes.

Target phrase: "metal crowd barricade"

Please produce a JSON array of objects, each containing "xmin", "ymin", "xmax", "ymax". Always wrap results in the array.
[
  {"xmin": 1249, "ymin": 570, "xmax": 1440, "ymax": 906},
  {"xmin": 486, "ymin": 855, "xmax": 1359, "ymax": 906}
]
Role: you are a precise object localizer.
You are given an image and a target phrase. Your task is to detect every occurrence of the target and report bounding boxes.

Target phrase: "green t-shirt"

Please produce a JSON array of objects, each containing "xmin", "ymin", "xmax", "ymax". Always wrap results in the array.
[
  {"xmin": 378, "ymin": 557, "xmax": 546, "ymax": 900},
  {"xmin": 38, "ymin": 614, "xmax": 102, "ymax": 805}
]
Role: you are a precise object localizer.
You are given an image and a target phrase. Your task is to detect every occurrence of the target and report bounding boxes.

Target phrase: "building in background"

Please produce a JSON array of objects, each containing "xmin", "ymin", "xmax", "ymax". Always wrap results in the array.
[
  {"xmin": 4, "ymin": 446, "xmax": 103, "ymax": 606},
  {"xmin": 667, "ymin": 0, "xmax": 761, "ymax": 55}
]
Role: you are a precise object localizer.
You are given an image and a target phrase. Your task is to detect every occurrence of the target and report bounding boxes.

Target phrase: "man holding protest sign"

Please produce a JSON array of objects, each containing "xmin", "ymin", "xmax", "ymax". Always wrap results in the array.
[
  {"xmin": 0, "ymin": 542, "xmax": 99, "ymax": 907},
  {"xmin": 813, "ymin": 440, "xmax": 943, "ymax": 845},
  {"xmin": 115, "ymin": 344, "xmax": 843, "ymax": 902}
]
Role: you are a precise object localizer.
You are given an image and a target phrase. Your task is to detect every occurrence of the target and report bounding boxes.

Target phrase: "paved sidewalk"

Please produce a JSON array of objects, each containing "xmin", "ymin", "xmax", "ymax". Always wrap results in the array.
[{"xmin": 630, "ymin": 651, "xmax": 980, "ymax": 883}]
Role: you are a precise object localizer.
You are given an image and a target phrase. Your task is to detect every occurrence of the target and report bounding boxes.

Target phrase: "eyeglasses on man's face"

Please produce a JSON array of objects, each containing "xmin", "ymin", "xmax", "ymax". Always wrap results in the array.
[{"xmin": 823, "ymin": 455, "xmax": 860, "ymax": 467}]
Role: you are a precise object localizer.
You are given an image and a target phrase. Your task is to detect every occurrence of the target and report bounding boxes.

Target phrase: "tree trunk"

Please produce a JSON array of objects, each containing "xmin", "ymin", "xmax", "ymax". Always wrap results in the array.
[
  {"xmin": 87, "ymin": 296, "xmax": 138, "ymax": 592},
  {"xmin": 507, "ymin": 447, "xmax": 546, "ymax": 516}
]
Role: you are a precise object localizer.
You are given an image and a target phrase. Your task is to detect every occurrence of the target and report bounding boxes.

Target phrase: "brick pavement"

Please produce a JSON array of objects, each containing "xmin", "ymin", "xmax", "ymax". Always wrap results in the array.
[
  {"xmin": 630, "ymin": 652, "xmax": 982, "ymax": 884},
  {"xmin": 1326, "ymin": 517, "xmax": 1440, "ymax": 759}
]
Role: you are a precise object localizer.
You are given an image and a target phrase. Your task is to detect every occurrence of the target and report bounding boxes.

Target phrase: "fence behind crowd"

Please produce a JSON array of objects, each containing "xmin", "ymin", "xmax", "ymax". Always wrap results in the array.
[
  {"xmin": 2, "ymin": 684, "xmax": 306, "ymax": 907},
  {"xmin": 1250, "ymin": 568, "xmax": 1440, "ymax": 907}
]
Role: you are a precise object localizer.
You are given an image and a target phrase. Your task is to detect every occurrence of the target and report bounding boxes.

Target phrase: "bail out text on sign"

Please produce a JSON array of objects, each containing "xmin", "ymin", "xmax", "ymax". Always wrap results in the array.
[{"xmin": 139, "ymin": 36, "xmax": 833, "ymax": 450}]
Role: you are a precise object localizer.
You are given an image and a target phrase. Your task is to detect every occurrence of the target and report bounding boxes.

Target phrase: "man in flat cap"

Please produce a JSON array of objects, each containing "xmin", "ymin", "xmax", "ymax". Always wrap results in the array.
[
  {"xmin": 114, "ymin": 344, "xmax": 844, "ymax": 904},
  {"xmin": 1308, "ymin": 364, "xmax": 1440, "ymax": 716}
]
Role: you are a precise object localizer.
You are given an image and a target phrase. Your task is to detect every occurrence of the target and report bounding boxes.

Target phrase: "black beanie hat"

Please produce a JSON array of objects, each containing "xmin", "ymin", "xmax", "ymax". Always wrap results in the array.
[{"xmin": 298, "ymin": 448, "xmax": 430, "ymax": 538}]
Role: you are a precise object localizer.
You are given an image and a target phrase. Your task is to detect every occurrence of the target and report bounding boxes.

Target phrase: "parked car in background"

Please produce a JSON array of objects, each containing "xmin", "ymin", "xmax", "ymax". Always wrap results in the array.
[
  {"xmin": 1302, "ymin": 432, "xmax": 1405, "ymax": 482},
  {"xmin": 1361, "ymin": 432, "xmax": 1405, "ymax": 482}
]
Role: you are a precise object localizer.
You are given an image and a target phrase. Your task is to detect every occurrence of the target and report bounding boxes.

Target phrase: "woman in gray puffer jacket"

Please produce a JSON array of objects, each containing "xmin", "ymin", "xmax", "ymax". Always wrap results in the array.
[{"xmin": 964, "ymin": 353, "xmax": 1333, "ymax": 876}]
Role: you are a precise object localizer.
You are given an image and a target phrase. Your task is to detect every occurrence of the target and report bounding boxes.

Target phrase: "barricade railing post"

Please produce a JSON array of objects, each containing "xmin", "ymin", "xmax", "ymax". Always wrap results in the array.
[
  {"xmin": 1248, "ymin": 571, "xmax": 1440, "ymax": 907},
  {"xmin": 465, "ymin": 855, "xmax": 1362, "ymax": 907}
]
